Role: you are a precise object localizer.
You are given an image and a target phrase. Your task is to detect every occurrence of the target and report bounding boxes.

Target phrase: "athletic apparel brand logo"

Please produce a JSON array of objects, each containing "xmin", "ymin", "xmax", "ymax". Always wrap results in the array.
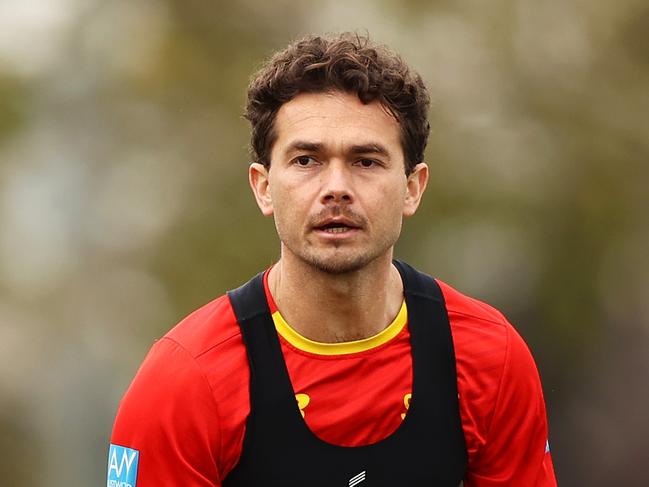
[
  {"xmin": 295, "ymin": 393, "xmax": 310, "ymax": 418},
  {"xmin": 349, "ymin": 470, "xmax": 366, "ymax": 486},
  {"xmin": 401, "ymin": 393, "xmax": 412, "ymax": 420},
  {"xmin": 107, "ymin": 444, "xmax": 139, "ymax": 487}
]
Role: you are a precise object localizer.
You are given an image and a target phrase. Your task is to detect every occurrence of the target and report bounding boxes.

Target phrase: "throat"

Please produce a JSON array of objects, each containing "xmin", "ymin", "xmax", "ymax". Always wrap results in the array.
[
  {"xmin": 272, "ymin": 299, "xmax": 407, "ymax": 355},
  {"xmin": 309, "ymin": 314, "xmax": 388, "ymax": 343},
  {"xmin": 268, "ymin": 256, "xmax": 404, "ymax": 344}
]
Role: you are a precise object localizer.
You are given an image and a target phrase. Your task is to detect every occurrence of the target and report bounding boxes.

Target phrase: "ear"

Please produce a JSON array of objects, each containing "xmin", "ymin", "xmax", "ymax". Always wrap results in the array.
[
  {"xmin": 249, "ymin": 163, "xmax": 274, "ymax": 216},
  {"xmin": 403, "ymin": 163, "xmax": 429, "ymax": 217}
]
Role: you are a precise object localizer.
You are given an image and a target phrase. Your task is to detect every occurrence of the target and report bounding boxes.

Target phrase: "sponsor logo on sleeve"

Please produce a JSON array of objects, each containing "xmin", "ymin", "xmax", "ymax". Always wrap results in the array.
[{"xmin": 107, "ymin": 444, "xmax": 139, "ymax": 487}]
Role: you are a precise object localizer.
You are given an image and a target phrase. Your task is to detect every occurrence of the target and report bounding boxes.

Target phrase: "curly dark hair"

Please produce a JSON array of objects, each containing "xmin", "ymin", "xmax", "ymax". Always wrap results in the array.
[{"xmin": 244, "ymin": 33, "xmax": 430, "ymax": 175}]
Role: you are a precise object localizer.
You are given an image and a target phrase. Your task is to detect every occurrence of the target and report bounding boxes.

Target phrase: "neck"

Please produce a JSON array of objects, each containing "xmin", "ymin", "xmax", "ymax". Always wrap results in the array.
[{"xmin": 268, "ymin": 250, "xmax": 404, "ymax": 343}]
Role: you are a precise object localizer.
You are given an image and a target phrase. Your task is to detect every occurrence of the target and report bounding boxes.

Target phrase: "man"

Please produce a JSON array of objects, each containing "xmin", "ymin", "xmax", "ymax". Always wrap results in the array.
[{"xmin": 108, "ymin": 33, "xmax": 557, "ymax": 486}]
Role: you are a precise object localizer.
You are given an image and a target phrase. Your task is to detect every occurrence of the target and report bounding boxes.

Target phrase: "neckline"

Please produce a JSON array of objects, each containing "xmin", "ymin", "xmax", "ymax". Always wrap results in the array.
[{"xmin": 263, "ymin": 268, "xmax": 408, "ymax": 356}]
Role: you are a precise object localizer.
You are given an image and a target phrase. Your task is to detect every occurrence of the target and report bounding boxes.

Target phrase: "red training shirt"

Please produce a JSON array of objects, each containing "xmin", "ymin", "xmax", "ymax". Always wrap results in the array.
[{"xmin": 110, "ymin": 271, "xmax": 557, "ymax": 486}]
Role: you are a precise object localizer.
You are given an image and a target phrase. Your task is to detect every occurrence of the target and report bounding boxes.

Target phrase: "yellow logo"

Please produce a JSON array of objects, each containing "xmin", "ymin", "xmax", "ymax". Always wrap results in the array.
[
  {"xmin": 401, "ymin": 393, "xmax": 412, "ymax": 420},
  {"xmin": 296, "ymin": 393, "xmax": 310, "ymax": 418}
]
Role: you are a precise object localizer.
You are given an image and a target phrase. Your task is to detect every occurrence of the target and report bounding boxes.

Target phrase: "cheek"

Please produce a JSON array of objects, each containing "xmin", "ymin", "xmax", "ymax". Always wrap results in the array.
[
  {"xmin": 387, "ymin": 195, "xmax": 408, "ymax": 233},
  {"xmin": 270, "ymin": 183, "xmax": 308, "ymax": 229},
  {"xmin": 271, "ymin": 174, "xmax": 320, "ymax": 210},
  {"xmin": 374, "ymin": 182, "xmax": 407, "ymax": 217}
]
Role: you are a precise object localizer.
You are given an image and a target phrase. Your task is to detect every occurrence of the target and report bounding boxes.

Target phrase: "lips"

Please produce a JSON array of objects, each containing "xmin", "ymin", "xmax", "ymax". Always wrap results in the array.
[
  {"xmin": 313, "ymin": 218, "xmax": 361, "ymax": 233},
  {"xmin": 320, "ymin": 224, "xmax": 353, "ymax": 234}
]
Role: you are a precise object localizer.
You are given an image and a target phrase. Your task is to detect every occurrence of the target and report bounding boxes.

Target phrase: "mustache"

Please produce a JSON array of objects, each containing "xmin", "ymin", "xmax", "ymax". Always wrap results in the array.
[{"xmin": 308, "ymin": 207, "xmax": 367, "ymax": 228}]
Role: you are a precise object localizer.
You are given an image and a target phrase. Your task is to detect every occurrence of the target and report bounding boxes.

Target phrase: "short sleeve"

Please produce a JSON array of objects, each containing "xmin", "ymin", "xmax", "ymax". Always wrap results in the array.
[
  {"xmin": 464, "ymin": 326, "xmax": 557, "ymax": 486},
  {"xmin": 109, "ymin": 337, "xmax": 222, "ymax": 486}
]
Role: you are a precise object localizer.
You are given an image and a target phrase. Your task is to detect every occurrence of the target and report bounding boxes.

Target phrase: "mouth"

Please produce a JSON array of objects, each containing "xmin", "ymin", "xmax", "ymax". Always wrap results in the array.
[
  {"xmin": 318, "ymin": 223, "xmax": 357, "ymax": 234},
  {"xmin": 313, "ymin": 219, "xmax": 361, "ymax": 236}
]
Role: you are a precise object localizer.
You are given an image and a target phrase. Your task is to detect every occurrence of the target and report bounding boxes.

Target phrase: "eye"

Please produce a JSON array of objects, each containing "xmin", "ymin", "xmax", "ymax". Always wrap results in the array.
[
  {"xmin": 356, "ymin": 158, "xmax": 379, "ymax": 168},
  {"xmin": 293, "ymin": 155, "xmax": 317, "ymax": 167}
]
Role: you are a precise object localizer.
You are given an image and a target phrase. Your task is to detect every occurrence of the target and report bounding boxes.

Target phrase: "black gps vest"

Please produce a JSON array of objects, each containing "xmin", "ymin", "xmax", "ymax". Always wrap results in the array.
[{"xmin": 224, "ymin": 260, "xmax": 467, "ymax": 486}]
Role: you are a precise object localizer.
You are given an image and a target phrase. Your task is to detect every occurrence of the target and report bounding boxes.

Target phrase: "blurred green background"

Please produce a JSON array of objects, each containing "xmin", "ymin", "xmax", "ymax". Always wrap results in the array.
[{"xmin": 1, "ymin": 0, "xmax": 647, "ymax": 485}]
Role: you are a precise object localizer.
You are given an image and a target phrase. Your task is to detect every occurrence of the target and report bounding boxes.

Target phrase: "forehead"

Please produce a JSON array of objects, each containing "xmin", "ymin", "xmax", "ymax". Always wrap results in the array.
[{"xmin": 272, "ymin": 91, "xmax": 402, "ymax": 154}]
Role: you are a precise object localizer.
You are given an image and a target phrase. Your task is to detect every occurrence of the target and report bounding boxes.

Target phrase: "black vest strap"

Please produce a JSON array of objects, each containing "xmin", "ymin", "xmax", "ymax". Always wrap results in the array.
[{"xmin": 224, "ymin": 261, "xmax": 466, "ymax": 486}]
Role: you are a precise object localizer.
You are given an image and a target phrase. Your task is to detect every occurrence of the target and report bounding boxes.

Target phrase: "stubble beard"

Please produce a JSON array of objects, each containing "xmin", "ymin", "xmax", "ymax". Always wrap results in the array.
[
  {"xmin": 281, "ymin": 231, "xmax": 398, "ymax": 276},
  {"xmin": 299, "ymin": 248, "xmax": 378, "ymax": 275},
  {"xmin": 277, "ymin": 206, "xmax": 402, "ymax": 275}
]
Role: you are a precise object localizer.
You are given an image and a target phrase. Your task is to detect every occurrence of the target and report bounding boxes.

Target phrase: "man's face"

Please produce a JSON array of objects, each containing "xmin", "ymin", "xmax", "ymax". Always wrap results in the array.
[{"xmin": 250, "ymin": 91, "xmax": 428, "ymax": 274}]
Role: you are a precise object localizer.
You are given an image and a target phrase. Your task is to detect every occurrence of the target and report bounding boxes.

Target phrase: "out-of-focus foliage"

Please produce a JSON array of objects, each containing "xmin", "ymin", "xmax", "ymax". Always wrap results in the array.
[{"xmin": 0, "ymin": 0, "xmax": 647, "ymax": 485}]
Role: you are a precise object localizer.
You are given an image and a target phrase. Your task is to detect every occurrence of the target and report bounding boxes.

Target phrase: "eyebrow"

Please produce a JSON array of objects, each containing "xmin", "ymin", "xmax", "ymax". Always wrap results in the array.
[
  {"xmin": 284, "ymin": 141, "xmax": 322, "ymax": 155},
  {"xmin": 284, "ymin": 141, "xmax": 391, "ymax": 158},
  {"xmin": 349, "ymin": 143, "xmax": 390, "ymax": 157}
]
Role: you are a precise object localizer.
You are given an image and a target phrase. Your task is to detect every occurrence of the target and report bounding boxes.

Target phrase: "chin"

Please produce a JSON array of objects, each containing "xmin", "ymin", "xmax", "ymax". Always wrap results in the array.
[{"xmin": 302, "ymin": 251, "xmax": 381, "ymax": 275}]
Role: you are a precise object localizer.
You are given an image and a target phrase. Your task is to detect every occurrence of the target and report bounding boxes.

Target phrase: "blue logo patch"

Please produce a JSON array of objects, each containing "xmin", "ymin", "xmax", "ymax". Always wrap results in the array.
[{"xmin": 107, "ymin": 444, "xmax": 139, "ymax": 487}]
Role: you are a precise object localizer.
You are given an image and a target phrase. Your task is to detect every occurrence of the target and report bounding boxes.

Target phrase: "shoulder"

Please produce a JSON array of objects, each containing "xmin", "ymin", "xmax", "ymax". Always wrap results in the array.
[
  {"xmin": 436, "ymin": 278, "xmax": 521, "ymax": 364},
  {"xmin": 131, "ymin": 292, "xmax": 249, "ymax": 404},
  {"xmin": 437, "ymin": 278, "xmax": 510, "ymax": 330},
  {"xmin": 116, "ymin": 292, "xmax": 247, "ymax": 415},
  {"xmin": 164, "ymin": 293, "xmax": 242, "ymax": 359},
  {"xmin": 161, "ymin": 292, "xmax": 250, "ymax": 436},
  {"xmin": 435, "ymin": 277, "xmax": 536, "ymax": 383},
  {"xmin": 435, "ymin": 279, "xmax": 543, "ymax": 459},
  {"xmin": 112, "ymin": 292, "xmax": 251, "ymax": 480},
  {"xmin": 435, "ymin": 281, "xmax": 555, "ymax": 484}
]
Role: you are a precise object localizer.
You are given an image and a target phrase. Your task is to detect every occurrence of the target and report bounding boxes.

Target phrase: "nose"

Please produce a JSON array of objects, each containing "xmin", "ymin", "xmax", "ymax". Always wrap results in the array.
[{"xmin": 320, "ymin": 161, "xmax": 354, "ymax": 205}]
